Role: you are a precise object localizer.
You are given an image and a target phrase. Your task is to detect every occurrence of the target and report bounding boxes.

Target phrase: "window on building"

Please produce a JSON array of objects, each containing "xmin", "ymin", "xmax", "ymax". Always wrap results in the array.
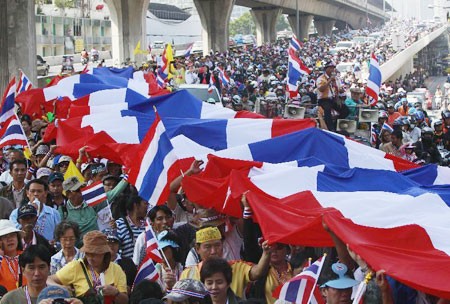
[{"xmin": 73, "ymin": 19, "xmax": 82, "ymax": 36}]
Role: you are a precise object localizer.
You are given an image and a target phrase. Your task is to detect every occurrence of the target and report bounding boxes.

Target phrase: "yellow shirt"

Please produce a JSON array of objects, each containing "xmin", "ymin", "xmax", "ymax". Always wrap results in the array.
[
  {"xmin": 265, "ymin": 264, "xmax": 293, "ymax": 304},
  {"xmin": 56, "ymin": 259, "xmax": 127, "ymax": 297},
  {"xmin": 180, "ymin": 260, "xmax": 253, "ymax": 298}
]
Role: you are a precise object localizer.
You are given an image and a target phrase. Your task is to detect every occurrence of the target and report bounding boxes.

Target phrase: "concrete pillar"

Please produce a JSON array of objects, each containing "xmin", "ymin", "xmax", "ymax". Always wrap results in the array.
[
  {"xmin": 0, "ymin": 0, "xmax": 36, "ymax": 94},
  {"xmin": 251, "ymin": 7, "xmax": 282, "ymax": 46},
  {"xmin": 194, "ymin": 0, "xmax": 235, "ymax": 53},
  {"xmin": 105, "ymin": 0, "xmax": 149, "ymax": 65},
  {"xmin": 287, "ymin": 14, "xmax": 313, "ymax": 41},
  {"xmin": 314, "ymin": 19, "xmax": 336, "ymax": 37}
]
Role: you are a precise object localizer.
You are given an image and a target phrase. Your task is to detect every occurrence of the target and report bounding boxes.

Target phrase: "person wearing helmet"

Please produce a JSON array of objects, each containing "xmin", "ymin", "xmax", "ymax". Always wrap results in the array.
[
  {"xmin": 415, "ymin": 127, "xmax": 442, "ymax": 165},
  {"xmin": 231, "ymin": 95, "xmax": 243, "ymax": 111},
  {"xmin": 442, "ymin": 110, "xmax": 450, "ymax": 132},
  {"xmin": 387, "ymin": 103, "xmax": 401, "ymax": 126},
  {"xmin": 402, "ymin": 142, "xmax": 419, "ymax": 162},
  {"xmin": 414, "ymin": 111, "xmax": 428, "ymax": 129},
  {"xmin": 398, "ymin": 98, "xmax": 409, "ymax": 116},
  {"xmin": 402, "ymin": 117, "xmax": 421, "ymax": 143},
  {"xmin": 433, "ymin": 119, "xmax": 445, "ymax": 147}
]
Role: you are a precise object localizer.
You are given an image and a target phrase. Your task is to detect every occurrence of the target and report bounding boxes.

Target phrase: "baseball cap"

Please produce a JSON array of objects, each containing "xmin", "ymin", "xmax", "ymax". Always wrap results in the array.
[
  {"xmin": 163, "ymin": 279, "xmax": 208, "ymax": 302},
  {"xmin": 18, "ymin": 204, "xmax": 38, "ymax": 219},
  {"xmin": 80, "ymin": 163, "xmax": 91, "ymax": 174},
  {"xmin": 90, "ymin": 163, "xmax": 107, "ymax": 175},
  {"xmin": 62, "ymin": 176, "xmax": 83, "ymax": 192},
  {"xmin": 35, "ymin": 145, "xmax": 50, "ymax": 156},
  {"xmin": 37, "ymin": 286, "xmax": 70, "ymax": 303},
  {"xmin": 36, "ymin": 167, "xmax": 52, "ymax": 179},
  {"xmin": 48, "ymin": 172, "xmax": 64, "ymax": 184},
  {"xmin": 103, "ymin": 228, "xmax": 120, "ymax": 243},
  {"xmin": 58, "ymin": 155, "xmax": 72, "ymax": 164}
]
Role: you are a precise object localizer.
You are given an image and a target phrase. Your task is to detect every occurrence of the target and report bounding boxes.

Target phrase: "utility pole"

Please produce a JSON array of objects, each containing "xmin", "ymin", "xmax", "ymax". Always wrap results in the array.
[{"xmin": 296, "ymin": 0, "xmax": 299, "ymax": 38}]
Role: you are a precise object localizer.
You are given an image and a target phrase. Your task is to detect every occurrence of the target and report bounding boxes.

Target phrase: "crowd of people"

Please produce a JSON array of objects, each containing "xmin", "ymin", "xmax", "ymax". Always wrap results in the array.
[{"xmin": 0, "ymin": 16, "xmax": 449, "ymax": 304}]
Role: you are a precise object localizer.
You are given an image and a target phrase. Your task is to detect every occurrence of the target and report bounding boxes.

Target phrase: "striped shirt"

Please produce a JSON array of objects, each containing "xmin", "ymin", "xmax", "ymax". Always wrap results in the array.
[{"xmin": 116, "ymin": 217, "xmax": 145, "ymax": 259}]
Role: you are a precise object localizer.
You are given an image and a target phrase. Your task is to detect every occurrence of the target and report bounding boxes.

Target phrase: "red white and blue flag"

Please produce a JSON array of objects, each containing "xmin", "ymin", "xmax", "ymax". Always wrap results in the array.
[
  {"xmin": 382, "ymin": 122, "xmax": 394, "ymax": 133},
  {"xmin": 127, "ymin": 113, "xmax": 179, "ymax": 207},
  {"xmin": 208, "ymin": 74, "xmax": 216, "ymax": 93},
  {"xmin": 287, "ymin": 48, "xmax": 310, "ymax": 97},
  {"xmin": 218, "ymin": 67, "xmax": 230, "ymax": 87},
  {"xmin": 0, "ymin": 78, "xmax": 16, "ymax": 125},
  {"xmin": 273, "ymin": 255, "xmax": 326, "ymax": 303},
  {"xmin": 81, "ymin": 181, "xmax": 107, "ymax": 207},
  {"xmin": 133, "ymin": 256, "xmax": 159, "ymax": 286},
  {"xmin": 366, "ymin": 53, "xmax": 381, "ymax": 106},
  {"xmin": 0, "ymin": 117, "xmax": 29, "ymax": 149},
  {"xmin": 289, "ymin": 35, "xmax": 303, "ymax": 52},
  {"xmin": 184, "ymin": 42, "xmax": 194, "ymax": 58},
  {"xmin": 144, "ymin": 220, "xmax": 163, "ymax": 263},
  {"xmin": 16, "ymin": 71, "xmax": 33, "ymax": 95}
]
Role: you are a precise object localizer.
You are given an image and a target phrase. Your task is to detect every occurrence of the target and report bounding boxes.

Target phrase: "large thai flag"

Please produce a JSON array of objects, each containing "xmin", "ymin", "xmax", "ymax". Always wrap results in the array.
[
  {"xmin": 273, "ymin": 256, "xmax": 325, "ymax": 304},
  {"xmin": 287, "ymin": 48, "xmax": 310, "ymax": 97},
  {"xmin": 16, "ymin": 71, "xmax": 33, "ymax": 95},
  {"xmin": 218, "ymin": 67, "xmax": 230, "ymax": 87},
  {"xmin": 127, "ymin": 113, "xmax": 179, "ymax": 206},
  {"xmin": 289, "ymin": 35, "xmax": 303, "ymax": 52},
  {"xmin": 81, "ymin": 181, "xmax": 107, "ymax": 207},
  {"xmin": 0, "ymin": 117, "xmax": 28, "ymax": 149},
  {"xmin": 184, "ymin": 42, "xmax": 194, "ymax": 58},
  {"xmin": 0, "ymin": 78, "xmax": 16, "ymax": 124},
  {"xmin": 366, "ymin": 53, "xmax": 381, "ymax": 106}
]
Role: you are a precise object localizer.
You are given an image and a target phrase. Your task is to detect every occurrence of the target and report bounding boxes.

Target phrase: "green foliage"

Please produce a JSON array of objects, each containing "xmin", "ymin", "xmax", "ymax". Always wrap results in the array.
[
  {"xmin": 229, "ymin": 12, "xmax": 291, "ymax": 36},
  {"xmin": 276, "ymin": 15, "xmax": 290, "ymax": 32},
  {"xmin": 229, "ymin": 12, "xmax": 255, "ymax": 36},
  {"xmin": 54, "ymin": 0, "xmax": 75, "ymax": 10}
]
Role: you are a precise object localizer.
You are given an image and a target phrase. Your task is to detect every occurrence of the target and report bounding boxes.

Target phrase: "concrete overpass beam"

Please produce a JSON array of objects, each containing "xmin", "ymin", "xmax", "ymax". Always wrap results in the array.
[
  {"xmin": 194, "ymin": 0, "xmax": 234, "ymax": 53},
  {"xmin": 105, "ymin": 0, "xmax": 149, "ymax": 65},
  {"xmin": 0, "ymin": 0, "xmax": 36, "ymax": 94},
  {"xmin": 250, "ymin": 7, "xmax": 282, "ymax": 46},
  {"xmin": 314, "ymin": 19, "xmax": 335, "ymax": 37},
  {"xmin": 287, "ymin": 14, "xmax": 313, "ymax": 41}
]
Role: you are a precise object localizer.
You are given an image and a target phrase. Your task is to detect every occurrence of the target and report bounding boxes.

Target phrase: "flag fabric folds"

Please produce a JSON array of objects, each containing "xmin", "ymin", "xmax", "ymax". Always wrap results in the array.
[
  {"xmin": 289, "ymin": 35, "xmax": 303, "ymax": 52},
  {"xmin": 184, "ymin": 42, "xmax": 194, "ymax": 58},
  {"xmin": 127, "ymin": 113, "xmax": 179, "ymax": 206},
  {"xmin": 16, "ymin": 71, "xmax": 33, "ymax": 95},
  {"xmin": 0, "ymin": 78, "xmax": 16, "ymax": 124},
  {"xmin": 218, "ymin": 67, "xmax": 230, "ymax": 87},
  {"xmin": 381, "ymin": 122, "xmax": 393, "ymax": 133},
  {"xmin": 0, "ymin": 117, "xmax": 28, "ymax": 149},
  {"xmin": 144, "ymin": 221, "xmax": 163, "ymax": 263},
  {"xmin": 287, "ymin": 48, "xmax": 310, "ymax": 97},
  {"xmin": 81, "ymin": 181, "xmax": 107, "ymax": 207},
  {"xmin": 366, "ymin": 53, "xmax": 381, "ymax": 106},
  {"xmin": 273, "ymin": 255, "xmax": 326, "ymax": 304},
  {"xmin": 208, "ymin": 74, "xmax": 216, "ymax": 93},
  {"xmin": 133, "ymin": 256, "xmax": 159, "ymax": 286}
]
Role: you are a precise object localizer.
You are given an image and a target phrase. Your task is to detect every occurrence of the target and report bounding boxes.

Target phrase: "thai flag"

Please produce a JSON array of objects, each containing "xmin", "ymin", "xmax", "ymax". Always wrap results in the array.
[
  {"xmin": 289, "ymin": 35, "xmax": 303, "ymax": 52},
  {"xmin": 208, "ymin": 74, "xmax": 216, "ymax": 93},
  {"xmin": 133, "ymin": 256, "xmax": 159, "ymax": 286},
  {"xmin": 127, "ymin": 113, "xmax": 179, "ymax": 207},
  {"xmin": 144, "ymin": 220, "xmax": 163, "ymax": 263},
  {"xmin": 81, "ymin": 181, "xmax": 107, "ymax": 207},
  {"xmin": 184, "ymin": 42, "xmax": 194, "ymax": 58},
  {"xmin": 16, "ymin": 71, "xmax": 33, "ymax": 95},
  {"xmin": 0, "ymin": 117, "xmax": 29, "ymax": 149},
  {"xmin": 287, "ymin": 48, "xmax": 310, "ymax": 97},
  {"xmin": 273, "ymin": 256, "xmax": 326, "ymax": 303},
  {"xmin": 157, "ymin": 72, "xmax": 166, "ymax": 89},
  {"xmin": 366, "ymin": 53, "xmax": 381, "ymax": 106},
  {"xmin": 382, "ymin": 122, "xmax": 394, "ymax": 133},
  {"xmin": 218, "ymin": 67, "xmax": 230, "ymax": 87},
  {"xmin": 0, "ymin": 78, "xmax": 16, "ymax": 125}
]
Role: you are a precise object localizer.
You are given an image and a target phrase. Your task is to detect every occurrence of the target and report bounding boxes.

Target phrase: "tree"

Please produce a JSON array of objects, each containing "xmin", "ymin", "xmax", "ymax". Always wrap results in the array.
[
  {"xmin": 276, "ymin": 15, "xmax": 290, "ymax": 32},
  {"xmin": 229, "ymin": 12, "xmax": 255, "ymax": 36}
]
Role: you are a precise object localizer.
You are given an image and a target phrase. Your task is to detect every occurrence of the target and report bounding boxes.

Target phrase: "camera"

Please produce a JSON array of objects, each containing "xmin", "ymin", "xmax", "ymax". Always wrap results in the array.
[{"xmin": 52, "ymin": 299, "xmax": 69, "ymax": 304}]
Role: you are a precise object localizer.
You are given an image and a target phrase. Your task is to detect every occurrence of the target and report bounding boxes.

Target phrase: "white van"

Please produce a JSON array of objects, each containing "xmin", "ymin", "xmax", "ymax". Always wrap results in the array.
[{"xmin": 178, "ymin": 84, "xmax": 223, "ymax": 107}]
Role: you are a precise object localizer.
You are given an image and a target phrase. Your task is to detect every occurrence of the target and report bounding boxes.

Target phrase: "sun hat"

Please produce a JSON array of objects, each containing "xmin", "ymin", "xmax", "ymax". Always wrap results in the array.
[
  {"xmin": 321, "ymin": 262, "xmax": 359, "ymax": 289},
  {"xmin": 37, "ymin": 286, "xmax": 70, "ymax": 303},
  {"xmin": 62, "ymin": 176, "xmax": 83, "ymax": 192},
  {"xmin": 80, "ymin": 230, "xmax": 111, "ymax": 254},
  {"xmin": 0, "ymin": 220, "xmax": 21, "ymax": 237},
  {"xmin": 162, "ymin": 279, "xmax": 208, "ymax": 302}
]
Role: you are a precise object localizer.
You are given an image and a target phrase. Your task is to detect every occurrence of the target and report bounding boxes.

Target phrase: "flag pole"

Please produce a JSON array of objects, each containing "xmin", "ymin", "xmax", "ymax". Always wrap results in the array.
[{"xmin": 159, "ymin": 248, "xmax": 173, "ymax": 271}]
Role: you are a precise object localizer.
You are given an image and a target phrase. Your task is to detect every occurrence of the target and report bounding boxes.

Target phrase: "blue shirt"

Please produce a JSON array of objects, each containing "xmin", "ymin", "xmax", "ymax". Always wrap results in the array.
[
  {"xmin": 10, "ymin": 204, "xmax": 61, "ymax": 241},
  {"xmin": 50, "ymin": 247, "xmax": 84, "ymax": 275}
]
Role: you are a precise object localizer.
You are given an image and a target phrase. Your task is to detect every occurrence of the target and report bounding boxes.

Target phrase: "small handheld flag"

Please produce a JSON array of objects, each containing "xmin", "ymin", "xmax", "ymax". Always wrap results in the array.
[{"xmin": 81, "ymin": 180, "xmax": 106, "ymax": 207}]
